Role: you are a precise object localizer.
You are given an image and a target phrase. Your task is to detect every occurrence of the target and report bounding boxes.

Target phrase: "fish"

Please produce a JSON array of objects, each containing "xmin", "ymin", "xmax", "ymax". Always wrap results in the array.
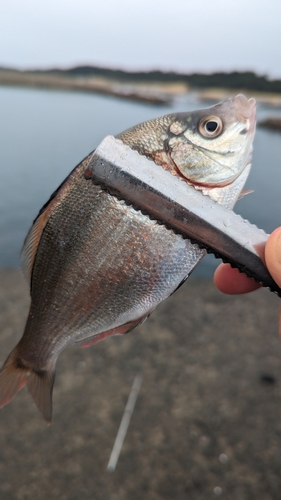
[{"xmin": 0, "ymin": 94, "xmax": 256, "ymax": 422}]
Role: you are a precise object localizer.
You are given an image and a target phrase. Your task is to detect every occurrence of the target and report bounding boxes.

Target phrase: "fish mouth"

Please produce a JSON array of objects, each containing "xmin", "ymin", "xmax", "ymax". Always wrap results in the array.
[{"xmin": 234, "ymin": 94, "xmax": 256, "ymax": 131}]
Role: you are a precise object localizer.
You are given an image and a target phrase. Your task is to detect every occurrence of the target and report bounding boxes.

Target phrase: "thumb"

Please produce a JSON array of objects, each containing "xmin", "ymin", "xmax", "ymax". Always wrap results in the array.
[{"xmin": 265, "ymin": 227, "xmax": 281, "ymax": 338}]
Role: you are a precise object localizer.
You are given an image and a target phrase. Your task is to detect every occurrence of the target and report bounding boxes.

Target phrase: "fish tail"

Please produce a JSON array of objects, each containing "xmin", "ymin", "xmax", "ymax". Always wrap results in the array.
[
  {"xmin": 27, "ymin": 368, "xmax": 55, "ymax": 424},
  {"xmin": 0, "ymin": 348, "xmax": 55, "ymax": 423},
  {"xmin": 0, "ymin": 349, "xmax": 29, "ymax": 410}
]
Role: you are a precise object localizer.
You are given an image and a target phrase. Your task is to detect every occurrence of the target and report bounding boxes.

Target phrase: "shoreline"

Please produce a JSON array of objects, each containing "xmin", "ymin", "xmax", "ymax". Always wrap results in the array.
[
  {"xmin": 0, "ymin": 69, "xmax": 178, "ymax": 105},
  {"xmin": 2, "ymin": 69, "xmax": 281, "ymax": 107}
]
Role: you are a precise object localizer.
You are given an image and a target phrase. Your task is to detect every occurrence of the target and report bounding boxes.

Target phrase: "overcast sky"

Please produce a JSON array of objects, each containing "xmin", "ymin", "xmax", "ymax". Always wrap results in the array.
[{"xmin": 1, "ymin": 0, "xmax": 281, "ymax": 78}]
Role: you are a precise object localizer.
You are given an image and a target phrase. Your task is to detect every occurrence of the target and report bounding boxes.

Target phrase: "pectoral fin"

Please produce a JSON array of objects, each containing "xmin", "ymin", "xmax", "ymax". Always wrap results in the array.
[{"xmin": 238, "ymin": 189, "xmax": 253, "ymax": 200}]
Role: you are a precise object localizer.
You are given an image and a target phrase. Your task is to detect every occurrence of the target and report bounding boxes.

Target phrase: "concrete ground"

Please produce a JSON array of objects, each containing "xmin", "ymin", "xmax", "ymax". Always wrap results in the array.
[{"xmin": 0, "ymin": 268, "xmax": 281, "ymax": 500}]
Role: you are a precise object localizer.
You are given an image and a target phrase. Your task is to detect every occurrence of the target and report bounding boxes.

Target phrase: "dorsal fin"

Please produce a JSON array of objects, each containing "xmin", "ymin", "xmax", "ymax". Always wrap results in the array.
[
  {"xmin": 21, "ymin": 210, "xmax": 52, "ymax": 284},
  {"xmin": 20, "ymin": 158, "xmax": 90, "ymax": 286},
  {"xmin": 20, "ymin": 168, "xmax": 78, "ymax": 284}
]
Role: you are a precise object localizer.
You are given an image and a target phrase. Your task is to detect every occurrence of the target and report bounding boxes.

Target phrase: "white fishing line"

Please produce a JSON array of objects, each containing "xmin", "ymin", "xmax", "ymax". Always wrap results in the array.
[{"xmin": 107, "ymin": 373, "xmax": 143, "ymax": 473}]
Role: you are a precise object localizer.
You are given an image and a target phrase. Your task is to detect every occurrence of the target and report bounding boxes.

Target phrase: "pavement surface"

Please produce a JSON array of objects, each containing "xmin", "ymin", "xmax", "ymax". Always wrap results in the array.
[{"xmin": 0, "ymin": 268, "xmax": 281, "ymax": 500}]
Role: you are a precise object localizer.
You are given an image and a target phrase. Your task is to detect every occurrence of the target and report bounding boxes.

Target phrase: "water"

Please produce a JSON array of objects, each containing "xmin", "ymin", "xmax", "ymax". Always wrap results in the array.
[{"xmin": 0, "ymin": 86, "xmax": 280, "ymax": 277}]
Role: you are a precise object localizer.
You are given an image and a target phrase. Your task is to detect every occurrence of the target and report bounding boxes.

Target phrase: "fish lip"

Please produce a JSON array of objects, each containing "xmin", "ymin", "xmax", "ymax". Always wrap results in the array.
[
  {"xmin": 234, "ymin": 94, "xmax": 256, "ymax": 130},
  {"xmin": 234, "ymin": 94, "xmax": 256, "ymax": 117}
]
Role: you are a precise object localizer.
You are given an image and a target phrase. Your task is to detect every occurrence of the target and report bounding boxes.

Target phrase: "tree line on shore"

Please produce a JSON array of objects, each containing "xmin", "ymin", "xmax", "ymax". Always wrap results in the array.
[
  {"xmin": 1, "ymin": 65, "xmax": 281, "ymax": 94},
  {"xmin": 35, "ymin": 66, "xmax": 281, "ymax": 94}
]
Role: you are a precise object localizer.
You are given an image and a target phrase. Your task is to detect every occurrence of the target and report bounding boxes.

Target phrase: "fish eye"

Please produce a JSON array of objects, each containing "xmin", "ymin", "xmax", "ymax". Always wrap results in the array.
[{"xmin": 198, "ymin": 116, "xmax": 223, "ymax": 138}]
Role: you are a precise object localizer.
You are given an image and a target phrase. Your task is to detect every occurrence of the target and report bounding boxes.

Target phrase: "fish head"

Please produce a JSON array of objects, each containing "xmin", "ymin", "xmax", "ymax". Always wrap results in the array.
[
  {"xmin": 168, "ymin": 94, "xmax": 256, "ymax": 187},
  {"xmin": 117, "ymin": 94, "xmax": 256, "ymax": 188}
]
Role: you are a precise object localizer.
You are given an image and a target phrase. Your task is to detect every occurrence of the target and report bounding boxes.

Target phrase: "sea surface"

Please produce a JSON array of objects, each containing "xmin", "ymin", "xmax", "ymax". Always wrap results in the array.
[{"xmin": 0, "ymin": 86, "xmax": 281, "ymax": 276}]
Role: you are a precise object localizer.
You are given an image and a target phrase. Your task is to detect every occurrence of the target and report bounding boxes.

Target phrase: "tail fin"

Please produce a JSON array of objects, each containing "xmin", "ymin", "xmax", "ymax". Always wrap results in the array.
[
  {"xmin": 27, "ymin": 369, "xmax": 55, "ymax": 424},
  {"xmin": 0, "ymin": 350, "xmax": 28, "ymax": 408},
  {"xmin": 0, "ymin": 349, "xmax": 55, "ymax": 423}
]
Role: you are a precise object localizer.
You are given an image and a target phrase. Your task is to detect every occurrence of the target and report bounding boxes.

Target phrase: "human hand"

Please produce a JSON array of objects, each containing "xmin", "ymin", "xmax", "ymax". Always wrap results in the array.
[{"xmin": 214, "ymin": 226, "xmax": 281, "ymax": 336}]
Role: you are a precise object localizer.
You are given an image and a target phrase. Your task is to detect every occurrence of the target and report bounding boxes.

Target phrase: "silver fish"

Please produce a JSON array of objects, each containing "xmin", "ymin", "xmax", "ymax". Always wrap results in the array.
[{"xmin": 0, "ymin": 94, "xmax": 256, "ymax": 422}]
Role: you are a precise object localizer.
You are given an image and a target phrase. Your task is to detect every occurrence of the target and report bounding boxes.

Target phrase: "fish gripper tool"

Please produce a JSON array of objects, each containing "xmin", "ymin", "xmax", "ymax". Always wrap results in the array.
[{"xmin": 86, "ymin": 135, "xmax": 281, "ymax": 297}]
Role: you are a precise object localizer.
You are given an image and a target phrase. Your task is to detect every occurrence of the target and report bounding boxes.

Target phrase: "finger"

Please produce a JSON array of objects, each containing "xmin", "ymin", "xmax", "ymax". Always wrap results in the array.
[
  {"xmin": 213, "ymin": 263, "xmax": 261, "ymax": 294},
  {"xmin": 265, "ymin": 227, "xmax": 281, "ymax": 287},
  {"xmin": 264, "ymin": 226, "xmax": 281, "ymax": 337}
]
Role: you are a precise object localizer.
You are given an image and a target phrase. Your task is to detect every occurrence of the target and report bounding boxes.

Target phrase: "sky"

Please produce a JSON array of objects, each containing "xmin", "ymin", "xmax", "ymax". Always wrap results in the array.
[{"xmin": 1, "ymin": 0, "xmax": 281, "ymax": 78}]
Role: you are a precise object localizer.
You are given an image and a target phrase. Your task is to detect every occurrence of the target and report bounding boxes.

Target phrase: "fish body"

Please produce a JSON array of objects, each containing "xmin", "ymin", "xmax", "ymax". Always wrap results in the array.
[{"xmin": 0, "ymin": 95, "xmax": 256, "ymax": 421}]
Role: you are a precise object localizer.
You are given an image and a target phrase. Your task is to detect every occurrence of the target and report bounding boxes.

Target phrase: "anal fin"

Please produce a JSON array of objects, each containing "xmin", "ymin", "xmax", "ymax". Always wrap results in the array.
[{"xmin": 78, "ymin": 315, "xmax": 150, "ymax": 348}]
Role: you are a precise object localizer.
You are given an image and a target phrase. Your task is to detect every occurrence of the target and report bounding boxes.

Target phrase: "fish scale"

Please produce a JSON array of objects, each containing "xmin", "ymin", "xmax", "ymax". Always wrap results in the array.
[
  {"xmin": 27, "ymin": 169, "xmax": 193, "ymax": 348},
  {"xmin": 0, "ymin": 94, "xmax": 257, "ymax": 421}
]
